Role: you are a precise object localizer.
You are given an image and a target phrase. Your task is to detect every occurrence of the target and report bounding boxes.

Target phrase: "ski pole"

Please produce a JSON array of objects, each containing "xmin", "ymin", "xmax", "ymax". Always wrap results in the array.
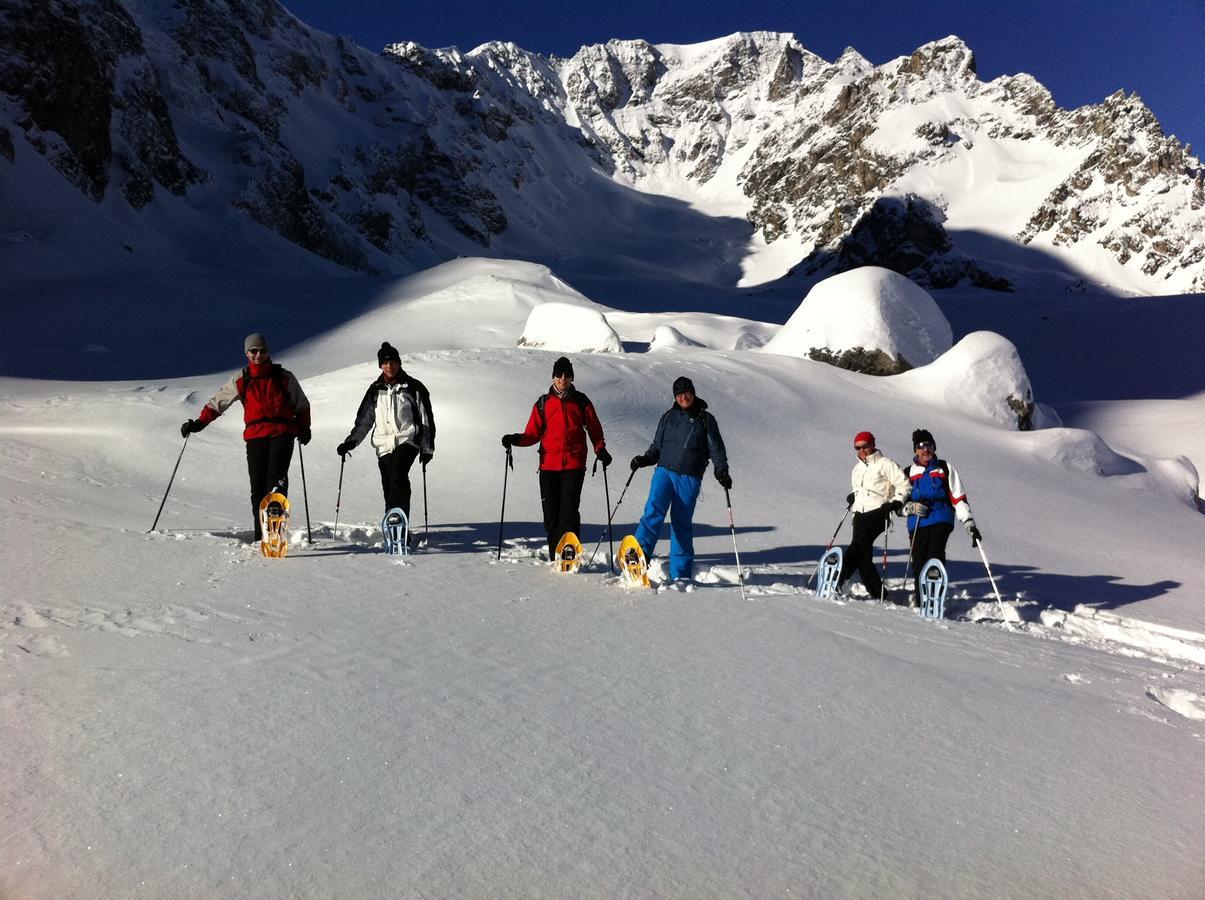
[
  {"xmin": 496, "ymin": 445, "xmax": 513, "ymax": 560},
  {"xmin": 298, "ymin": 443, "xmax": 313, "ymax": 544},
  {"xmin": 902, "ymin": 509, "xmax": 922, "ymax": 600},
  {"xmin": 594, "ymin": 460, "xmax": 615, "ymax": 573},
  {"xmin": 588, "ymin": 467, "xmax": 637, "ymax": 567},
  {"xmin": 806, "ymin": 506, "xmax": 852, "ymax": 590},
  {"xmin": 333, "ymin": 454, "xmax": 346, "ymax": 535},
  {"xmin": 422, "ymin": 460, "xmax": 430, "ymax": 546},
  {"xmin": 880, "ymin": 513, "xmax": 891, "ymax": 603},
  {"xmin": 975, "ymin": 538, "xmax": 1005, "ymax": 616},
  {"xmin": 724, "ymin": 487, "xmax": 747, "ymax": 602},
  {"xmin": 149, "ymin": 434, "xmax": 190, "ymax": 532}
]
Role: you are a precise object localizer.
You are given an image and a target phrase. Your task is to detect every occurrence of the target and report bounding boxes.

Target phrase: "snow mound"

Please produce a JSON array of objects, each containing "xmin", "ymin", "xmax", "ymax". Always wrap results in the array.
[
  {"xmin": 649, "ymin": 325, "xmax": 704, "ymax": 351},
  {"xmin": 761, "ymin": 266, "xmax": 952, "ymax": 368},
  {"xmin": 1017, "ymin": 427, "xmax": 1143, "ymax": 476},
  {"xmin": 517, "ymin": 302, "xmax": 622, "ymax": 353},
  {"xmin": 896, "ymin": 331, "xmax": 1037, "ymax": 429}
]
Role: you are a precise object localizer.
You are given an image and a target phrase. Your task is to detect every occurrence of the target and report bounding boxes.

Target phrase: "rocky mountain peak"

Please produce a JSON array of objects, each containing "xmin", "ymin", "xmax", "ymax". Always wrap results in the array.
[
  {"xmin": 2, "ymin": 1, "xmax": 1202, "ymax": 294},
  {"xmin": 900, "ymin": 35, "xmax": 977, "ymax": 80}
]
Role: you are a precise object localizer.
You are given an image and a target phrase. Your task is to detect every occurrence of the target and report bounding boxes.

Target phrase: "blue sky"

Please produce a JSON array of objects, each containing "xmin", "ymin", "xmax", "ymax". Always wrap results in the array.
[{"xmin": 281, "ymin": 0, "xmax": 1203, "ymax": 150}]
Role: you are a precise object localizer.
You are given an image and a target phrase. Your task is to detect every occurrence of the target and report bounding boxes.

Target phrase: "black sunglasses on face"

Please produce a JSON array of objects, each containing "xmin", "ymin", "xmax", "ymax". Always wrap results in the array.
[
  {"xmin": 915, "ymin": 442, "xmax": 935, "ymax": 451},
  {"xmin": 247, "ymin": 347, "xmax": 267, "ymax": 355}
]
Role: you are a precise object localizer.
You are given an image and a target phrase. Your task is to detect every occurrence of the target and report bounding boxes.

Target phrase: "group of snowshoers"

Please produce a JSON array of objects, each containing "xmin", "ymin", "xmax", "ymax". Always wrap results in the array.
[{"xmin": 180, "ymin": 334, "xmax": 981, "ymax": 601}]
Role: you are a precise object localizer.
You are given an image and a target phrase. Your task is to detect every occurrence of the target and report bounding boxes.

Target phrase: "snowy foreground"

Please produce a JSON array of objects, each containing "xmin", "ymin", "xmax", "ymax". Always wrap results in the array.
[{"xmin": 2, "ymin": 260, "xmax": 1204, "ymax": 897}]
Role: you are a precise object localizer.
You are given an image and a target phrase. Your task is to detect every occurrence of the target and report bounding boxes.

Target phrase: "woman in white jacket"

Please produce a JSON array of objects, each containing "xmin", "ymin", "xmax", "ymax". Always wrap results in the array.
[{"xmin": 838, "ymin": 431, "xmax": 910, "ymax": 602}]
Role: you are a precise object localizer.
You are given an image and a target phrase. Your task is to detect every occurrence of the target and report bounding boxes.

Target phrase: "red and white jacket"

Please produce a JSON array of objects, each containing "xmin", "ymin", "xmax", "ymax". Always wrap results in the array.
[
  {"xmin": 198, "ymin": 362, "xmax": 311, "ymax": 441},
  {"xmin": 512, "ymin": 388, "xmax": 606, "ymax": 472}
]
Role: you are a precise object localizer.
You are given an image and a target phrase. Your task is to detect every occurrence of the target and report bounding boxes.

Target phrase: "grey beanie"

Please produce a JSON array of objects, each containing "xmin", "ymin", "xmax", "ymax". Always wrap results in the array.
[{"xmin": 244, "ymin": 332, "xmax": 268, "ymax": 352}]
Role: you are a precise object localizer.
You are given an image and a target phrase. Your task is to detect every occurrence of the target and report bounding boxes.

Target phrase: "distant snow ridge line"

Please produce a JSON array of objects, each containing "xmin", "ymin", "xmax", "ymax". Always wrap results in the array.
[{"xmin": 2, "ymin": 5, "xmax": 1203, "ymax": 292}]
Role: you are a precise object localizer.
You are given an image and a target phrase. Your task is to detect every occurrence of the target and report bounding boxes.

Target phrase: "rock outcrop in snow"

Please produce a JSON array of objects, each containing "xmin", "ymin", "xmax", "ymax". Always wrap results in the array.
[{"xmin": 762, "ymin": 267, "xmax": 952, "ymax": 374}]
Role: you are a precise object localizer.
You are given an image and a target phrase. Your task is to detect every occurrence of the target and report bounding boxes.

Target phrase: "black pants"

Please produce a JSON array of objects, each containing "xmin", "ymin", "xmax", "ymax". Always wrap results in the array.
[
  {"xmin": 909, "ymin": 522, "xmax": 954, "ymax": 599},
  {"xmin": 539, "ymin": 469, "xmax": 586, "ymax": 558},
  {"xmin": 377, "ymin": 444, "xmax": 420, "ymax": 517},
  {"xmin": 246, "ymin": 434, "xmax": 294, "ymax": 539},
  {"xmin": 839, "ymin": 506, "xmax": 889, "ymax": 597}
]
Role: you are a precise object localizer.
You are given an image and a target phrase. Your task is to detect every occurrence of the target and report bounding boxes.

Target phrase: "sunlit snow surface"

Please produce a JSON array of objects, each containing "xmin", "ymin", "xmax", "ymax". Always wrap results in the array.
[{"xmin": 2, "ymin": 258, "xmax": 1204, "ymax": 897}]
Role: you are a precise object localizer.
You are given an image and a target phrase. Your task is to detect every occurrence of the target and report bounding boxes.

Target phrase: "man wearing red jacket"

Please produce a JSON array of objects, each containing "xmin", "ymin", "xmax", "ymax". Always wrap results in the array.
[
  {"xmin": 181, "ymin": 333, "xmax": 312, "ymax": 540},
  {"xmin": 502, "ymin": 356, "xmax": 611, "ymax": 559}
]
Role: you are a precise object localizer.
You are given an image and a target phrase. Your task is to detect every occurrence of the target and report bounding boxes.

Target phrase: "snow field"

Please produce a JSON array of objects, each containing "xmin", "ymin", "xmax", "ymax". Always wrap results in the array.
[{"xmin": 2, "ymin": 258, "xmax": 1204, "ymax": 896}]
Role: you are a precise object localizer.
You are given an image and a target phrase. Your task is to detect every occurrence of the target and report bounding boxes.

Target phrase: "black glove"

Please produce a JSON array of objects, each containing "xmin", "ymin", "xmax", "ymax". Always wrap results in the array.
[
  {"xmin": 596, "ymin": 447, "xmax": 613, "ymax": 468},
  {"xmin": 180, "ymin": 419, "xmax": 202, "ymax": 438},
  {"xmin": 297, "ymin": 426, "xmax": 311, "ymax": 446},
  {"xmin": 420, "ymin": 451, "xmax": 433, "ymax": 466},
  {"xmin": 888, "ymin": 499, "xmax": 904, "ymax": 514},
  {"xmin": 965, "ymin": 520, "xmax": 982, "ymax": 545},
  {"xmin": 630, "ymin": 454, "xmax": 650, "ymax": 471},
  {"xmin": 845, "ymin": 492, "xmax": 855, "ymax": 509},
  {"xmin": 501, "ymin": 433, "xmax": 522, "ymax": 449},
  {"xmin": 715, "ymin": 470, "xmax": 732, "ymax": 490},
  {"xmin": 336, "ymin": 440, "xmax": 354, "ymax": 458}
]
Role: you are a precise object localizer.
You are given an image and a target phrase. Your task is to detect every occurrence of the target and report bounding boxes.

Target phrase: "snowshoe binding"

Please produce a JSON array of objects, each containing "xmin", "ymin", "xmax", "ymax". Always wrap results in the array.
[
  {"xmin": 258, "ymin": 492, "xmax": 290, "ymax": 558},
  {"xmin": 918, "ymin": 558, "xmax": 948, "ymax": 620},
  {"xmin": 815, "ymin": 547, "xmax": 843, "ymax": 599},
  {"xmin": 555, "ymin": 531, "xmax": 584, "ymax": 573},
  {"xmin": 618, "ymin": 534, "xmax": 650, "ymax": 588},
  {"xmin": 382, "ymin": 507, "xmax": 409, "ymax": 556}
]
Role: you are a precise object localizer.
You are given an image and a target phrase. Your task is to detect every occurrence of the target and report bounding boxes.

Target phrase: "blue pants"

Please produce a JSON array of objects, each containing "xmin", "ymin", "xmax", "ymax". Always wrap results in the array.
[{"xmin": 634, "ymin": 467, "xmax": 702, "ymax": 580}]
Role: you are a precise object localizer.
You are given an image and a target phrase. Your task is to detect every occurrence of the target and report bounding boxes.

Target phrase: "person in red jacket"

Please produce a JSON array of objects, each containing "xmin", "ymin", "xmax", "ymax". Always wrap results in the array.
[
  {"xmin": 501, "ymin": 356, "xmax": 611, "ymax": 559},
  {"xmin": 180, "ymin": 333, "xmax": 312, "ymax": 540}
]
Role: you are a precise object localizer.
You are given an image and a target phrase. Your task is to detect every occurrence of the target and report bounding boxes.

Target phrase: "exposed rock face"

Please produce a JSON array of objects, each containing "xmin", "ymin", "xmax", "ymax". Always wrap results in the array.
[
  {"xmin": 798, "ymin": 195, "xmax": 1014, "ymax": 290},
  {"xmin": 1, "ymin": 5, "xmax": 1201, "ymax": 293},
  {"xmin": 1018, "ymin": 90, "xmax": 1205, "ymax": 290},
  {"xmin": 0, "ymin": 0, "xmax": 196, "ymax": 202}
]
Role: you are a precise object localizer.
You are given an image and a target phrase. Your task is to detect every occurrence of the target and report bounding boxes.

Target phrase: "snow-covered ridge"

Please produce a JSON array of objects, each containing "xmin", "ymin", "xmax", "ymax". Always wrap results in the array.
[{"xmin": 1, "ymin": 2, "xmax": 1202, "ymax": 294}]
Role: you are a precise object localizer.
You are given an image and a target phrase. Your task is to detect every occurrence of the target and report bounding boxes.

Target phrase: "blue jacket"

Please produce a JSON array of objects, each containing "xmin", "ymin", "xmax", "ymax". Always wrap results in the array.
[
  {"xmin": 906, "ymin": 457, "xmax": 972, "ymax": 530},
  {"xmin": 644, "ymin": 398, "xmax": 728, "ymax": 479}
]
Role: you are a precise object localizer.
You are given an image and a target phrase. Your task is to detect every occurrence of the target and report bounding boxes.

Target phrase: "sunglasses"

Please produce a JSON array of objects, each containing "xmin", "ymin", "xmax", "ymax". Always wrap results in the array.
[
  {"xmin": 915, "ymin": 442, "xmax": 935, "ymax": 451},
  {"xmin": 247, "ymin": 347, "xmax": 268, "ymax": 355},
  {"xmin": 854, "ymin": 443, "xmax": 872, "ymax": 451}
]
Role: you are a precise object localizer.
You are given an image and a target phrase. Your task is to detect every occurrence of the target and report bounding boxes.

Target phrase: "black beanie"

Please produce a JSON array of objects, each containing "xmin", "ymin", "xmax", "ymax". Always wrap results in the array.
[
  {"xmin": 552, "ymin": 356, "xmax": 574, "ymax": 378},
  {"xmin": 378, "ymin": 342, "xmax": 401, "ymax": 365},
  {"xmin": 912, "ymin": 428, "xmax": 936, "ymax": 448},
  {"xmin": 672, "ymin": 376, "xmax": 695, "ymax": 396}
]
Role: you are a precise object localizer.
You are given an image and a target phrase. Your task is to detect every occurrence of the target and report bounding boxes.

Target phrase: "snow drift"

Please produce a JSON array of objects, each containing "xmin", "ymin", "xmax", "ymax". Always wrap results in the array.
[
  {"xmin": 895, "ymin": 330, "xmax": 1039, "ymax": 430},
  {"xmin": 517, "ymin": 302, "xmax": 622, "ymax": 353}
]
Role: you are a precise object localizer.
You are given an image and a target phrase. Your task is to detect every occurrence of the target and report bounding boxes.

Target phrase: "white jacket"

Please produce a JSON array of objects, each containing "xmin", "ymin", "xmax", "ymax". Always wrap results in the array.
[
  {"xmin": 849, "ymin": 450, "xmax": 910, "ymax": 513},
  {"xmin": 370, "ymin": 382, "xmax": 422, "ymax": 456}
]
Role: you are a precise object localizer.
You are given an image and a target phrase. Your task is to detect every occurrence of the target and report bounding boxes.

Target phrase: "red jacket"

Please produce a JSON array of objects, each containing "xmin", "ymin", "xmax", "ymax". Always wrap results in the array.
[
  {"xmin": 514, "ymin": 388, "xmax": 605, "ymax": 471},
  {"xmin": 198, "ymin": 362, "xmax": 311, "ymax": 441}
]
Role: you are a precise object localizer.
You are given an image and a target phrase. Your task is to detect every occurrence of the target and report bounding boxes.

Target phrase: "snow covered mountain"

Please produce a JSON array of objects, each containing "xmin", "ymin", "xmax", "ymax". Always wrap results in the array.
[{"xmin": 2, "ymin": 1, "xmax": 1202, "ymax": 295}]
